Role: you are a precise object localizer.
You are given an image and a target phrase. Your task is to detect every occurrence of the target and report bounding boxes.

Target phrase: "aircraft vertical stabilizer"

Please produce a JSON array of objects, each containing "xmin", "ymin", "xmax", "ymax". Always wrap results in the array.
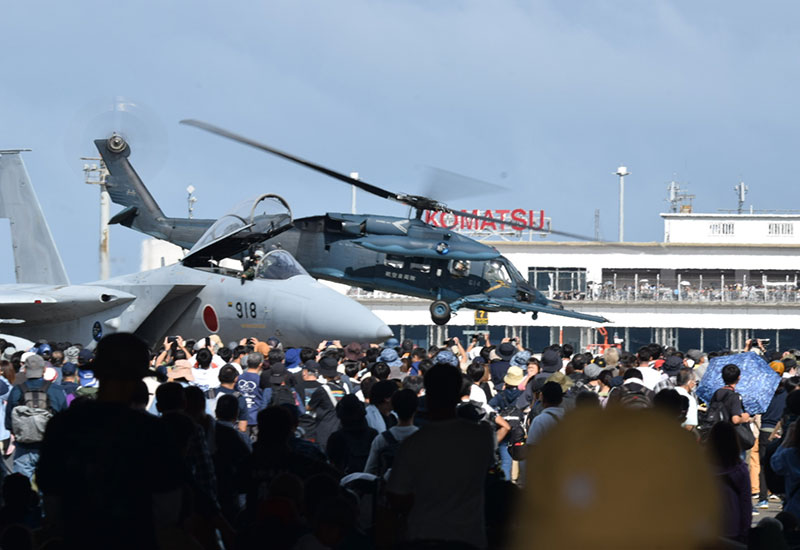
[
  {"xmin": 0, "ymin": 151, "xmax": 69, "ymax": 285},
  {"xmin": 95, "ymin": 137, "xmax": 213, "ymax": 249}
]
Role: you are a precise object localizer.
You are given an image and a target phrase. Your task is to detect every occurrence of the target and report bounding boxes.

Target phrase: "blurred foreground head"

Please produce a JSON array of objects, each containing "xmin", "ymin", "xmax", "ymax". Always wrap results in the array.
[
  {"xmin": 514, "ymin": 408, "xmax": 720, "ymax": 549},
  {"xmin": 92, "ymin": 332, "xmax": 150, "ymax": 381}
]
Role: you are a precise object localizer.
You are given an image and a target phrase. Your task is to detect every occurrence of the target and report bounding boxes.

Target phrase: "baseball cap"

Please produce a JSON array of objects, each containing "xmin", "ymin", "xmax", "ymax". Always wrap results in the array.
[
  {"xmin": 24, "ymin": 354, "xmax": 45, "ymax": 378},
  {"xmin": 584, "ymin": 363, "xmax": 602, "ymax": 380},
  {"xmin": 269, "ymin": 363, "xmax": 289, "ymax": 384},
  {"xmin": 303, "ymin": 360, "xmax": 320, "ymax": 374},
  {"xmin": 77, "ymin": 348, "xmax": 93, "ymax": 365}
]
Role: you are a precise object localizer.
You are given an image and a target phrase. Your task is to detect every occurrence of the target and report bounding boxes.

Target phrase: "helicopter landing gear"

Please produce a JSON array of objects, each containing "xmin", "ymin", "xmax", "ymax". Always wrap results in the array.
[
  {"xmin": 430, "ymin": 300, "xmax": 451, "ymax": 325},
  {"xmin": 531, "ymin": 312, "xmax": 538, "ymax": 320}
]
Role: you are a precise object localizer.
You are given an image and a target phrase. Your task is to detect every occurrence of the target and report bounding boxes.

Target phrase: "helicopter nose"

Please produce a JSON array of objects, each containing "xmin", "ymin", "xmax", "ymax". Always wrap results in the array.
[{"xmin": 296, "ymin": 278, "xmax": 392, "ymax": 343}]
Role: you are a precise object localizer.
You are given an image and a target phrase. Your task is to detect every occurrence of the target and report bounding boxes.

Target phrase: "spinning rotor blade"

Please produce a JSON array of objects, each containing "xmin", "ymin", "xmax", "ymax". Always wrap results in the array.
[
  {"xmin": 181, "ymin": 119, "xmax": 397, "ymax": 201},
  {"xmin": 181, "ymin": 119, "xmax": 601, "ymax": 240}
]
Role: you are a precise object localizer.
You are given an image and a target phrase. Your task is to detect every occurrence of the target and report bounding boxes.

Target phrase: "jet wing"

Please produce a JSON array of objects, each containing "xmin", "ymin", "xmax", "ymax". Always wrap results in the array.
[
  {"xmin": 449, "ymin": 294, "xmax": 610, "ymax": 324},
  {"xmin": 0, "ymin": 285, "xmax": 135, "ymax": 324}
]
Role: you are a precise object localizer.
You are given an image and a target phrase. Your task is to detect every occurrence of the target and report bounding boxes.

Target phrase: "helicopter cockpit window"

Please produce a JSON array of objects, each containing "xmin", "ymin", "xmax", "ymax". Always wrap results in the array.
[
  {"xmin": 255, "ymin": 250, "xmax": 308, "ymax": 280},
  {"xmin": 449, "ymin": 259, "xmax": 471, "ymax": 277},
  {"xmin": 484, "ymin": 260, "xmax": 511, "ymax": 284},
  {"xmin": 504, "ymin": 260, "xmax": 526, "ymax": 284}
]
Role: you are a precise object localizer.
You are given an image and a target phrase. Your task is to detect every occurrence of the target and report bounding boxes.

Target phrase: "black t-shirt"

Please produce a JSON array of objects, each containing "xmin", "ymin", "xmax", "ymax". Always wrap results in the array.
[
  {"xmin": 714, "ymin": 387, "xmax": 745, "ymax": 420},
  {"xmin": 37, "ymin": 401, "xmax": 184, "ymax": 549}
]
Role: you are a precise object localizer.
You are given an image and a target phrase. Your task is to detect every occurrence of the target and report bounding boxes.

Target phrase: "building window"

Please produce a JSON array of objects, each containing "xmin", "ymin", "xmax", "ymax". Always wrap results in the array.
[
  {"xmin": 528, "ymin": 267, "xmax": 586, "ymax": 298},
  {"xmin": 709, "ymin": 222, "xmax": 734, "ymax": 236},
  {"xmin": 769, "ymin": 222, "xmax": 794, "ymax": 236}
]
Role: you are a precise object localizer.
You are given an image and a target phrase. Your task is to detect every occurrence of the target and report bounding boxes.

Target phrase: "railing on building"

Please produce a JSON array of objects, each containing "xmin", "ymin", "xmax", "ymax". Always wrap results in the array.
[
  {"xmin": 555, "ymin": 285, "xmax": 800, "ymax": 303},
  {"xmin": 347, "ymin": 284, "xmax": 800, "ymax": 304}
]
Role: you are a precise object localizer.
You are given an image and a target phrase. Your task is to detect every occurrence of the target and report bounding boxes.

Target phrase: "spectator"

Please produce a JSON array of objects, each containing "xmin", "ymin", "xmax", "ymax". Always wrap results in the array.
[
  {"xmin": 37, "ymin": 333, "xmax": 185, "ymax": 549},
  {"xmin": 526, "ymin": 381, "xmax": 565, "ymax": 447},
  {"xmin": 237, "ymin": 351, "xmax": 267, "ymax": 440},
  {"xmin": 675, "ymin": 367, "xmax": 699, "ymax": 431},
  {"xmin": 325, "ymin": 394, "xmax": 378, "ymax": 474},
  {"xmin": 307, "ymin": 356, "xmax": 351, "ymax": 449},
  {"xmin": 5, "ymin": 354, "xmax": 66, "ymax": 478},
  {"xmin": 387, "ymin": 364, "xmax": 495, "ymax": 548},
  {"xmin": 364, "ymin": 389, "xmax": 419, "ymax": 477},
  {"xmin": 708, "ymin": 421, "xmax": 751, "ymax": 543}
]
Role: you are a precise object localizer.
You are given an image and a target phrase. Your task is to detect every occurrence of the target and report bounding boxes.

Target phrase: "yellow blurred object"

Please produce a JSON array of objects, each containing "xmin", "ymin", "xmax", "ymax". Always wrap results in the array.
[{"xmin": 514, "ymin": 408, "xmax": 720, "ymax": 549}]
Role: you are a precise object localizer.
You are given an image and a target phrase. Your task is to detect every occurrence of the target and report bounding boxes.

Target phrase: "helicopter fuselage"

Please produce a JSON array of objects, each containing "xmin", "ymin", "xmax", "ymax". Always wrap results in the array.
[{"xmin": 259, "ymin": 213, "xmax": 547, "ymax": 310}]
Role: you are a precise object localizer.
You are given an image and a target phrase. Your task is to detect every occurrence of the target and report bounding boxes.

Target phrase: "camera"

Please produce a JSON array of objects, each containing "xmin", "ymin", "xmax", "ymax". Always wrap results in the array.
[{"xmin": 167, "ymin": 336, "xmax": 177, "ymax": 344}]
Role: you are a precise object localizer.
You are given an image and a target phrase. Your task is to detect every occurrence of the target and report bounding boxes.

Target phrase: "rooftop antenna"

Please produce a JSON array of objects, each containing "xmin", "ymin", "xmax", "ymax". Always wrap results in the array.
[
  {"xmin": 594, "ymin": 209, "xmax": 601, "ymax": 241},
  {"xmin": 186, "ymin": 185, "xmax": 197, "ymax": 219},
  {"xmin": 734, "ymin": 181, "xmax": 748, "ymax": 214},
  {"xmin": 665, "ymin": 180, "xmax": 695, "ymax": 213}
]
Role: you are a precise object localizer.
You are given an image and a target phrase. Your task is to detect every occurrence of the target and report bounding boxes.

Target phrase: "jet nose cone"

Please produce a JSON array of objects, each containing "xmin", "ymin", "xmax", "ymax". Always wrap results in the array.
[{"xmin": 300, "ymin": 280, "xmax": 391, "ymax": 344}]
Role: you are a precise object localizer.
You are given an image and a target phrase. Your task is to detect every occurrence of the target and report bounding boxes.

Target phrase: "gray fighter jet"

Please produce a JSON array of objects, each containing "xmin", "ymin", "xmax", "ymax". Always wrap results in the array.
[{"xmin": 0, "ymin": 149, "xmax": 392, "ymax": 347}]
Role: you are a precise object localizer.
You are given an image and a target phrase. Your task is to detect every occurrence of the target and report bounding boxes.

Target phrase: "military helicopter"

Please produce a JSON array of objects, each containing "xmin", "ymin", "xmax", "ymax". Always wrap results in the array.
[{"xmin": 95, "ymin": 122, "xmax": 609, "ymax": 326}]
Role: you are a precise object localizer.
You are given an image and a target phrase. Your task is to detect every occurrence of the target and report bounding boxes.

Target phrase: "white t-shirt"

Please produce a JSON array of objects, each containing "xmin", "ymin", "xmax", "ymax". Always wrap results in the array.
[
  {"xmin": 637, "ymin": 366, "xmax": 665, "ymax": 391},
  {"xmin": 469, "ymin": 384, "xmax": 488, "ymax": 406},
  {"xmin": 364, "ymin": 425, "xmax": 419, "ymax": 476},
  {"xmin": 675, "ymin": 386, "xmax": 699, "ymax": 427},
  {"xmin": 387, "ymin": 418, "xmax": 495, "ymax": 548}
]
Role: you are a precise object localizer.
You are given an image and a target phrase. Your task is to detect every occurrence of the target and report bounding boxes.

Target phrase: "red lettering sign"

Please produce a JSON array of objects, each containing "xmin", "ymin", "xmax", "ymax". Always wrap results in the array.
[{"xmin": 423, "ymin": 209, "xmax": 546, "ymax": 232}]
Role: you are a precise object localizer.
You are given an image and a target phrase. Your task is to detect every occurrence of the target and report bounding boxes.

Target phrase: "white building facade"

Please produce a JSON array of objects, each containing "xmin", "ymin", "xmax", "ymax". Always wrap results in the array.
[{"xmin": 352, "ymin": 212, "xmax": 800, "ymax": 354}]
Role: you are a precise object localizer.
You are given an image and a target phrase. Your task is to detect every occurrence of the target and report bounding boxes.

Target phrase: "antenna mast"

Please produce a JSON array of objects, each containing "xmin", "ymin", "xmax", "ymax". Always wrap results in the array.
[{"xmin": 734, "ymin": 181, "xmax": 748, "ymax": 214}]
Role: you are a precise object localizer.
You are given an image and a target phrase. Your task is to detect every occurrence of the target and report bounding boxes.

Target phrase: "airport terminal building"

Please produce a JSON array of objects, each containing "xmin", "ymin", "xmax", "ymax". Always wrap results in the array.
[{"xmin": 349, "ymin": 210, "xmax": 800, "ymax": 354}]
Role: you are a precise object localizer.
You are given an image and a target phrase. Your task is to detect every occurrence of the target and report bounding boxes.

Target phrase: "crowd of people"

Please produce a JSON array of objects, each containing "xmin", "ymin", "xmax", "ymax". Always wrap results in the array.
[{"xmin": 0, "ymin": 332, "xmax": 799, "ymax": 548}]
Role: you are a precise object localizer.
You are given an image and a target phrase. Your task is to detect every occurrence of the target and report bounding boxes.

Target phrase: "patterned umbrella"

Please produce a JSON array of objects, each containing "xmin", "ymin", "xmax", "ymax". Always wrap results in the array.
[{"xmin": 696, "ymin": 352, "xmax": 780, "ymax": 414}]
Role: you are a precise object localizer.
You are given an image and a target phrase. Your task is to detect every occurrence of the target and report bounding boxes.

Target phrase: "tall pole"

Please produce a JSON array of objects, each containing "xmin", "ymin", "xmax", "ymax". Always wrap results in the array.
[
  {"xmin": 99, "ymin": 183, "xmax": 110, "ymax": 280},
  {"xmin": 83, "ymin": 158, "xmax": 111, "ymax": 280},
  {"xmin": 616, "ymin": 166, "xmax": 630, "ymax": 242}
]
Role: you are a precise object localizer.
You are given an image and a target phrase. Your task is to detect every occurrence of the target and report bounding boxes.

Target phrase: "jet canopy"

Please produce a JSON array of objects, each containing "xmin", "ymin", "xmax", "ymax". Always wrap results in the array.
[
  {"xmin": 182, "ymin": 194, "xmax": 292, "ymax": 267},
  {"xmin": 255, "ymin": 249, "xmax": 308, "ymax": 280}
]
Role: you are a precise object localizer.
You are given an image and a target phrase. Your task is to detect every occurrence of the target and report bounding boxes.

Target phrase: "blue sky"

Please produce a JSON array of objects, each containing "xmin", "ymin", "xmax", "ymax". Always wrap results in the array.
[{"xmin": 1, "ymin": 1, "xmax": 799, "ymax": 283}]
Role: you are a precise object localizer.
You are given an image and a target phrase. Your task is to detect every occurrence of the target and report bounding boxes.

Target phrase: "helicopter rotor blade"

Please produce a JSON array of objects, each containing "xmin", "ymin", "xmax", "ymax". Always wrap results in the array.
[
  {"xmin": 181, "ymin": 119, "xmax": 400, "ymax": 202},
  {"xmin": 182, "ymin": 119, "xmax": 601, "ymax": 242}
]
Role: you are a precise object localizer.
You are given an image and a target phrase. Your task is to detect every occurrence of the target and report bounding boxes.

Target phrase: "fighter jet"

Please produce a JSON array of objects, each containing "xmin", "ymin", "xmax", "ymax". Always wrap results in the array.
[{"xmin": 0, "ymin": 149, "xmax": 392, "ymax": 347}]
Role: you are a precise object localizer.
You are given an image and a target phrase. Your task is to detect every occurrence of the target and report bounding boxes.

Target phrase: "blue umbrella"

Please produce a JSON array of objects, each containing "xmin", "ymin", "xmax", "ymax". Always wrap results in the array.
[{"xmin": 696, "ymin": 352, "xmax": 780, "ymax": 414}]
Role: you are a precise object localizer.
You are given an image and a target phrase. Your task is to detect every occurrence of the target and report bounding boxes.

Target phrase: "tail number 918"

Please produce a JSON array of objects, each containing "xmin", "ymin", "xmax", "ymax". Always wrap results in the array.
[{"xmin": 235, "ymin": 302, "xmax": 258, "ymax": 319}]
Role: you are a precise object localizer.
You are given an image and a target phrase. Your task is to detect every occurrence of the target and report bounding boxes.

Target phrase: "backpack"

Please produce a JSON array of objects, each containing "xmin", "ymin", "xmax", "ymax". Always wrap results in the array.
[
  {"xmin": 74, "ymin": 386, "xmax": 99, "ymax": 401},
  {"xmin": 616, "ymin": 384, "xmax": 652, "ymax": 409},
  {"xmin": 11, "ymin": 382, "xmax": 53, "ymax": 443},
  {"xmin": 376, "ymin": 429, "xmax": 401, "ymax": 476},
  {"xmin": 698, "ymin": 388, "xmax": 729, "ymax": 440},
  {"xmin": 498, "ymin": 405, "xmax": 527, "ymax": 461},
  {"xmin": 270, "ymin": 385, "xmax": 299, "ymax": 408},
  {"xmin": 340, "ymin": 430, "xmax": 375, "ymax": 475}
]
